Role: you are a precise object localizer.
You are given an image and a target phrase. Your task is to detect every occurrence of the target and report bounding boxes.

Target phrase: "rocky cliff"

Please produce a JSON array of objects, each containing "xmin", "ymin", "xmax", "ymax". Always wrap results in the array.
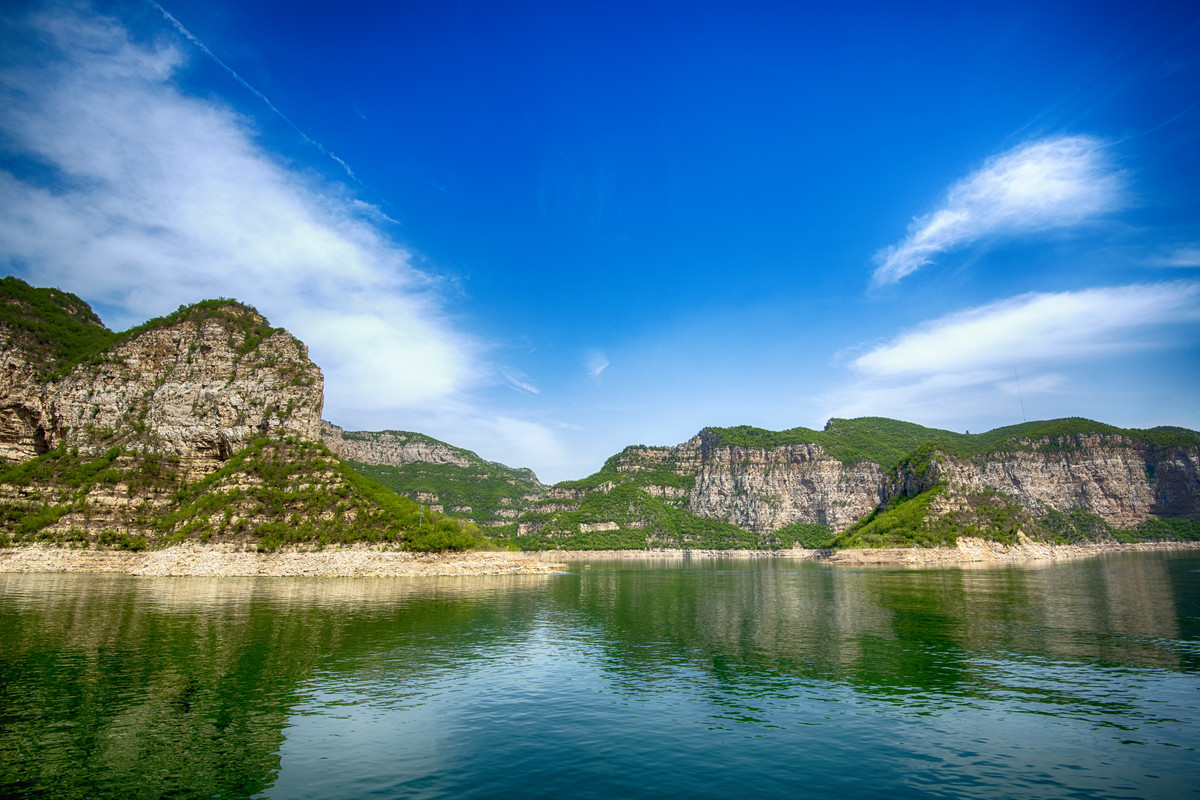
[
  {"xmin": 5, "ymin": 279, "xmax": 1196, "ymax": 554},
  {"xmin": 505, "ymin": 419, "xmax": 1200, "ymax": 550},
  {"xmin": 888, "ymin": 435, "xmax": 1200, "ymax": 528},
  {"xmin": 322, "ymin": 422, "xmax": 478, "ymax": 468},
  {"xmin": 0, "ymin": 279, "xmax": 485, "ymax": 552},
  {"xmin": 1, "ymin": 295, "xmax": 323, "ymax": 471}
]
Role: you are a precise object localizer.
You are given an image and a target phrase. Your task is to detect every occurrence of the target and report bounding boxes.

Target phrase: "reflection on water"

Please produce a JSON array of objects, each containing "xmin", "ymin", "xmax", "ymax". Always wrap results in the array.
[{"xmin": 1, "ymin": 552, "xmax": 1198, "ymax": 799}]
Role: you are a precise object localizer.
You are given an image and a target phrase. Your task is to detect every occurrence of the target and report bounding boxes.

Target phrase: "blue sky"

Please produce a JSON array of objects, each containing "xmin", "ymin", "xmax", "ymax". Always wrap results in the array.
[{"xmin": 1, "ymin": 0, "xmax": 1198, "ymax": 483}]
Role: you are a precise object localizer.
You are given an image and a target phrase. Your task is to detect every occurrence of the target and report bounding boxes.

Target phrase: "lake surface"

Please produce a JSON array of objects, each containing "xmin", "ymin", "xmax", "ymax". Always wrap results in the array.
[{"xmin": 2, "ymin": 552, "xmax": 1199, "ymax": 799}]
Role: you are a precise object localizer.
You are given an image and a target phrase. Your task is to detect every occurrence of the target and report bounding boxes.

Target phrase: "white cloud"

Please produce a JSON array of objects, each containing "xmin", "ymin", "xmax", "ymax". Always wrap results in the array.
[
  {"xmin": 854, "ymin": 282, "xmax": 1200, "ymax": 376},
  {"xmin": 823, "ymin": 369, "xmax": 1055, "ymax": 422},
  {"xmin": 873, "ymin": 136, "xmax": 1125, "ymax": 285},
  {"xmin": 0, "ymin": 5, "xmax": 476, "ymax": 418},
  {"xmin": 586, "ymin": 351, "xmax": 610, "ymax": 377}
]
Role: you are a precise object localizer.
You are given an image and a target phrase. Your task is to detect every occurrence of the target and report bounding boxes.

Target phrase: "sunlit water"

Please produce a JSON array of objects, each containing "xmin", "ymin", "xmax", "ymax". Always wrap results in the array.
[{"xmin": 2, "ymin": 552, "xmax": 1199, "ymax": 798}]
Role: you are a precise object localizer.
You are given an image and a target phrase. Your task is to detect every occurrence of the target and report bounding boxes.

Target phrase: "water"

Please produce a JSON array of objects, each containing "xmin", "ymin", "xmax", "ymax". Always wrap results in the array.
[{"xmin": 2, "ymin": 552, "xmax": 1199, "ymax": 799}]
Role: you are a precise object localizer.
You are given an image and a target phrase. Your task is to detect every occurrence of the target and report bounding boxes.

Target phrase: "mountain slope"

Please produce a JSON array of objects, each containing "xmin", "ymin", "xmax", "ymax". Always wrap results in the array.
[{"xmin": 0, "ymin": 279, "xmax": 486, "ymax": 551}]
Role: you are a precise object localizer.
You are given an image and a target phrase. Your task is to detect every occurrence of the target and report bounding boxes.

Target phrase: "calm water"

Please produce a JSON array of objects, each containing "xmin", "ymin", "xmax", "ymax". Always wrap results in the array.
[{"xmin": 2, "ymin": 553, "xmax": 1199, "ymax": 799}]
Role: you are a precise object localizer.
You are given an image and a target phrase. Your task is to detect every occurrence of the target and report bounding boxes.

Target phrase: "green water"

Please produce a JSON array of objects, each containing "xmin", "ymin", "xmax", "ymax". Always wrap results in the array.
[{"xmin": 2, "ymin": 552, "xmax": 1198, "ymax": 798}]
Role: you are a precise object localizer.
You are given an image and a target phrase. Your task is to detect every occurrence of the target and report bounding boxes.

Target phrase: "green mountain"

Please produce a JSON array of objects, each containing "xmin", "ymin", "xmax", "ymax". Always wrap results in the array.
[{"xmin": 0, "ymin": 279, "xmax": 488, "ymax": 552}]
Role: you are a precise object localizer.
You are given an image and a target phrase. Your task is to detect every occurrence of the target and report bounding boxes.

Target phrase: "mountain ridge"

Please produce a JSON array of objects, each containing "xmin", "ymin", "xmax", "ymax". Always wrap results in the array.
[{"xmin": 3, "ymin": 277, "xmax": 1197, "ymax": 554}]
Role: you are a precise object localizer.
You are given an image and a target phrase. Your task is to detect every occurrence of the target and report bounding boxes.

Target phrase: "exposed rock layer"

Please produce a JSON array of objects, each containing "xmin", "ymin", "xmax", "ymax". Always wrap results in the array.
[{"xmin": 1, "ymin": 311, "xmax": 322, "ymax": 471}]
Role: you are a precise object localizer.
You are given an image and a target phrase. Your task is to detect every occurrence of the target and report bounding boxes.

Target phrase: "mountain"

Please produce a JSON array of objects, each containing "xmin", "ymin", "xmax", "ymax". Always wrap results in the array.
[
  {"xmin": 326, "ymin": 414, "xmax": 1200, "ymax": 551},
  {"xmin": 499, "ymin": 418, "xmax": 1200, "ymax": 549},
  {"xmin": 0, "ymin": 277, "xmax": 487, "ymax": 552},
  {"xmin": 4, "ymin": 277, "xmax": 1198, "ymax": 554},
  {"xmin": 321, "ymin": 423, "xmax": 544, "ymax": 525}
]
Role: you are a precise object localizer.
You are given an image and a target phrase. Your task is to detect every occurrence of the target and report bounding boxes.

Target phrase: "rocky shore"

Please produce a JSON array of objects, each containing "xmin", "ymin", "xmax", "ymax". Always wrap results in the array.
[
  {"xmin": 3, "ymin": 538, "xmax": 1198, "ymax": 578},
  {"xmin": 0, "ymin": 543, "xmax": 567, "ymax": 577},
  {"xmin": 525, "ymin": 538, "xmax": 1200, "ymax": 565}
]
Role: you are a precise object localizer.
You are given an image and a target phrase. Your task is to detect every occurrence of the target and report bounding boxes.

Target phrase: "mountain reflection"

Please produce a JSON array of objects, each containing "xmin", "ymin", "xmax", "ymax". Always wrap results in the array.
[
  {"xmin": 0, "ymin": 574, "xmax": 551, "ymax": 799},
  {"xmin": 554, "ymin": 554, "xmax": 1189, "ymax": 699},
  {"xmin": 0, "ymin": 554, "xmax": 1195, "ymax": 799}
]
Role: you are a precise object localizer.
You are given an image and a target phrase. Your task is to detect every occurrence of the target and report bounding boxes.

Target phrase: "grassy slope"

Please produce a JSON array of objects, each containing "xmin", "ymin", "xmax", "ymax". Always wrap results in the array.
[
  {"xmin": 0, "ymin": 437, "xmax": 490, "ymax": 552},
  {"xmin": 347, "ymin": 459, "xmax": 542, "ymax": 524},
  {"xmin": 827, "ymin": 486, "xmax": 1200, "ymax": 550}
]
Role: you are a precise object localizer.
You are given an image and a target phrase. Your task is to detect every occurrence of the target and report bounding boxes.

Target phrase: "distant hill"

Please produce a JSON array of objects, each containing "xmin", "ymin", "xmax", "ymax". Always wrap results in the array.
[{"xmin": 321, "ymin": 423, "xmax": 544, "ymax": 526}]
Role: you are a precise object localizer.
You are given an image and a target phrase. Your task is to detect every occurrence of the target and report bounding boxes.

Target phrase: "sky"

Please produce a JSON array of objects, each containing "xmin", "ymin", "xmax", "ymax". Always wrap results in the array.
[{"xmin": 1, "ymin": 0, "xmax": 1198, "ymax": 483}]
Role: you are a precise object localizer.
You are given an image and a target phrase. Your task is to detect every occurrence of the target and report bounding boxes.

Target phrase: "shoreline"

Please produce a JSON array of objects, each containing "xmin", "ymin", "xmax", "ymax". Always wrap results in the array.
[
  {"xmin": 522, "ymin": 538, "xmax": 1200, "ymax": 565},
  {"xmin": 2, "ymin": 538, "xmax": 1198, "ymax": 577},
  {"xmin": 0, "ymin": 543, "xmax": 567, "ymax": 577}
]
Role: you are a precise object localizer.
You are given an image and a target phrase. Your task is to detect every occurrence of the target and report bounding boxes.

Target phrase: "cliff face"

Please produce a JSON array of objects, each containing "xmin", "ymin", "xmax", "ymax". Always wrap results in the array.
[
  {"xmin": 323, "ymin": 423, "xmax": 544, "ymax": 524},
  {"xmin": 321, "ymin": 422, "xmax": 475, "ymax": 468},
  {"xmin": 601, "ymin": 432, "xmax": 885, "ymax": 533},
  {"xmin": 890, "ymin": 436, "xmax": 1200, "ymax": 528},
  {"xmin": 1, "ymin": 309, "xmax": 322, "ymax": 472},
  {"xmin": 509, "ymin": 423, "xmax": 1200, "ymax": 549}
]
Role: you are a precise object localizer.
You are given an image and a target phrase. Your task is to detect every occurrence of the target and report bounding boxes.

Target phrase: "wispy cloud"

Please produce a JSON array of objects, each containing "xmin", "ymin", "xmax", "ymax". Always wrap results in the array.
[
  {"xmin": 0, "ymin": 5, "xmax": 471, "ymax": 416},
  {"xmin": 586, "ymin": 351, "xmax": 610, "ymax": 377},
  {"xmin": 144, "ymin": 0, "xmax": 355, "ymax": 178},
  {"xmin": 1147, "ymin": 245, "xmax": 1200, "ymax": 268},
  {"xmin": 854, "ymin": 282, "xmax": 1200, "ymax": 376},
  {"xmin": 821, "ymin": 281, "xmax": 1200, "ymax": 429},
  {"xmin": 501, "ymin": 368, "xmax": 540, "ymax": 394},
  {"xmin": 872, "ymin": 136, "xmax": 1125, "ymax": 285}
]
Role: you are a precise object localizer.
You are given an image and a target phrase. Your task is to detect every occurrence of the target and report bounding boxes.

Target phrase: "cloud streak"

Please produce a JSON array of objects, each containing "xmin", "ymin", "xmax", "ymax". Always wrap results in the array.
[
  {"xmin": 854, "ymin": 282, "xmax": 1200, "ymax": 376},
  {"xmin": 873, "ymin": 136, "xmax": 1125, "ymax": 285},
  {"xmin": 586, "ymin": 351, "xmax": 610, "ymax": 377},
  {"xmin": 821, "ymin": 282, "xmax": 1200, "ymax": 431},
  {"xmin": 144, "ymin": 0, "xmax": 356, "ymax": 178},
  {"xmin": 0, "ymin": 5, "xmax": 472, "ymax": 417}
]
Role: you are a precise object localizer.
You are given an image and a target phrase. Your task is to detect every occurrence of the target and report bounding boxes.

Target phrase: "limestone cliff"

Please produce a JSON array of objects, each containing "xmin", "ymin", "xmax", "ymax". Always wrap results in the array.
[
  {"xmin": 508, "ymin": 419, "xmax": 1200, "ymax": 549},
  {"xmin": 1, "ymin": 296, "xmax": 322, "ymax": 470},
  {"xmin": 0, "ymin": 279, "xmax": 484, "ymax": 552},
  {"xmin": 322, "ymin": 422, "xmax": 477, "ymax": 468},
  {"xmin": 884, "ymin": 435, "xmax": 1200, "ymax": 533}
]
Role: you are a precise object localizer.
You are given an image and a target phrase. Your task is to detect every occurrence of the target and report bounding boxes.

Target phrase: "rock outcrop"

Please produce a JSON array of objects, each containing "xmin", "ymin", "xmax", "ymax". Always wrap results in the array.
[
  {"xmin": 0, "ymin": 283, "xmax": 494, "ymax": 554},
  {"xmin": 1, "ymin": 307, "xmax": 322, "ymax": 473},
  {"xmin": 887, "ymin": 436, "xmax": 1200, "ymax": 529},
  {"xmin": 321, "ymin": 422, "xmax": 476, "ymax": 468},
  {"xmin": 320, "ymin": 423, "xmax": 544, "ymax": 526}
]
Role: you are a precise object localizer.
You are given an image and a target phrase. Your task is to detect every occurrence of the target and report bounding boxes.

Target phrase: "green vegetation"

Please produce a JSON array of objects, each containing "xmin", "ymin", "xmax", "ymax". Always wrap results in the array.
[
  {"xmin": 0, "ymin": 276, "xmax": 117, "ymax": 380},
  {"xmin": 829, "ymin": 486, "xmax": 1032, "ymax": 550},
  {"xmin": 825, "ymin": 484, "xmax": 1200, "ymax": 550},
  {"xmin": 767, "ymin": 521, "xmax": 836, "ymax": 549},
  {"xmin": 1, "ymin": 277, "xmax": 293, "ymax": 383},
  {"xmin": 707, "ymin": 416, "xmax": 1200, "ymax": 470},
  {"xmin": 511, "ymin": 484, "xmax": 765, "ymax": 551},
  {"xmin": 347, "ymin": 459, "xmax": 541, "ymax": 525},
  {"xmin": 116, "ymin": 297, "xmax": 282, "ymax": 357},
  {"xmin": 1039, "ymin": 508, "xmax": 1200, "ymax": 545},
  {"xmin": 0, "ymin": 436, "xmax": 491, "ymax": 552},
  {"xmin": 160, "ymin": 437, "xmax": 490, "ymax": 551},
  {"xmin": 709, "ymin": 417, "xmax": 973, "ymax": 470},
  {"xmin": 555, "ymin": 448, "xmax": 696, "ymax": 493},
  {"xmin": 831, "ymin": 488, "xmax": 950, "ymax": 549}
]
